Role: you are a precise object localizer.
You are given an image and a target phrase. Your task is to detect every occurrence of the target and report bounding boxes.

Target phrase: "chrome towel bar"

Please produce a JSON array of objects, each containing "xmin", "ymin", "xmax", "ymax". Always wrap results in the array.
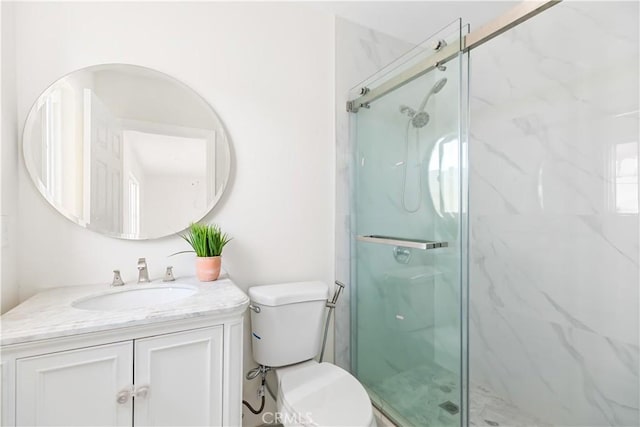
[{"xmin": 357, "ymin": 235, "xmax": 448, "ymax": 250}]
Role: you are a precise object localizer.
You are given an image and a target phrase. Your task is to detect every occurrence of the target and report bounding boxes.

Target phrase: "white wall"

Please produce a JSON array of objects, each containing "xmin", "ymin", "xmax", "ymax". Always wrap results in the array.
[
  {"xmin": 1, "ymin": 2, "xmax": 19, "ymax": 314},
  {"xmin": 11, "ymin": 3, "xmax": 334, "ymax": 425},
  {"xmin": 143, "ymin": 173, "xmax": 207, "ymax": 236},
  {"xmin": 316, "ymin": 1, "xmax": 517, "ymax": 45}
]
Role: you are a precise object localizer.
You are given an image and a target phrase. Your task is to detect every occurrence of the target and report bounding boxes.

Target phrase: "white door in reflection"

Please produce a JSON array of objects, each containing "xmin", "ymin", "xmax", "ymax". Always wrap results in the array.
[{"xmin": 85, "ymin": 89, "xmax": 123, "ymax": 234}]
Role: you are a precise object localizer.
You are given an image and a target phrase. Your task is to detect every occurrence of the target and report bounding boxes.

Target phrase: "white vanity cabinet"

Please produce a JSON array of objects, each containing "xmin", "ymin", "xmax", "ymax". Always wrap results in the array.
[
  {"xmin": 16, "ymin": 341, "xmax": 134, "ymax": 426},
  {"xmin": 133, "ymin": 327, "xmax": 223, "ymax": 427},
  {"xmin": 0, "ymin": 278, "xmax": 249, "ymax": 427},
  {"xmin": 14, "ymin": 326, "xmax": 224, "ymax": 427}
]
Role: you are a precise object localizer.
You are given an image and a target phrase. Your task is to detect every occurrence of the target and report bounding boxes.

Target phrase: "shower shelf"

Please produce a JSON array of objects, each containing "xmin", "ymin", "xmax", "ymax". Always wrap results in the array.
[{"xmin": 357, "ymin": 235, "xmax": 448, "ymax": 250}]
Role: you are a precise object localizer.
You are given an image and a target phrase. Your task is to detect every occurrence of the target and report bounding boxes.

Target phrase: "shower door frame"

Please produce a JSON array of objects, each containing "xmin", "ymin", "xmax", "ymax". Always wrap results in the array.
[
  {"xmin": 349, "ymin": 32, "xmax": 468, "ymax": 427},
  {"xmin": 347, "ymin": 0, "xmax": 562, "ymax": 113}
]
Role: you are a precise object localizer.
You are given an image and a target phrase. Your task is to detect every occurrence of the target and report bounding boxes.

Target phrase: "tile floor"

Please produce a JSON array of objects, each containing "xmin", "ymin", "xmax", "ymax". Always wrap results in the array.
[{"xmin": 368, "ymin": 363, "xmax": 550, "ymax": 427}]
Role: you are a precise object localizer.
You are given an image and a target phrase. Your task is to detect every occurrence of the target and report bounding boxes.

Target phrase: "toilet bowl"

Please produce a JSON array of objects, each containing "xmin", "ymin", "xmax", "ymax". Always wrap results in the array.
[
  {"xmin": 248, "ymin": 281, "xmax": 376, "ymax": 427},
  {"xmin": 275, "ymin": 360, "xmax": 376, "ymax": 427}
]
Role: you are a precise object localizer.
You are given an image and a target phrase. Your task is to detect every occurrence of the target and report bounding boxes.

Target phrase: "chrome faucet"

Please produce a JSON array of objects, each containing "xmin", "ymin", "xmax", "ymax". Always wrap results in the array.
[{"xmin": 137, "ymin": 258, "xmax": 150, "ymax": 283}]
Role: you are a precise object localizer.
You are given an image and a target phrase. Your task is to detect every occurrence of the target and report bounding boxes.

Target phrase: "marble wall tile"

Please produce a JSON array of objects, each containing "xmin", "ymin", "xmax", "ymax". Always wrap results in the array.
[
  {"xmin": 469, "ymin": 1, "xmax": 639, "ymax": 425},
  {"xmin": 470, "ymin": 304, "xmax": 639, "ymax": 426}
]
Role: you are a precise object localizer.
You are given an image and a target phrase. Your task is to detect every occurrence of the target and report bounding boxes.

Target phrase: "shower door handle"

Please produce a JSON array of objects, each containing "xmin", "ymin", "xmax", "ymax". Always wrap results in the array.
[{"xmin": 357, "ymin": 235, "xmax": 448, "ymax": 250}]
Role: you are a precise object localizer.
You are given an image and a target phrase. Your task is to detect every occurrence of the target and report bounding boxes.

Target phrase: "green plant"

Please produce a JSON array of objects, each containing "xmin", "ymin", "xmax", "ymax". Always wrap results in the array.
[{"xmin": 180, "ymin": 223, "xmax": 232, "ymax": 257}]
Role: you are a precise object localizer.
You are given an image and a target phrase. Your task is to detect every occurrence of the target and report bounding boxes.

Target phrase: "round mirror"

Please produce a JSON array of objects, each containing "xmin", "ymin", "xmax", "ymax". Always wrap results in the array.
[{"xmin": 22, "ymin": 64, "xmax": 231, "ymax": 240}]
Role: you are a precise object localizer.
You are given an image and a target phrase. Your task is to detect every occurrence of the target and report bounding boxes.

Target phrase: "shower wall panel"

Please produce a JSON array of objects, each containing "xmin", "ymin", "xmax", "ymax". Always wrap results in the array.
[{"xmin": 469, "ymin": 2, "xmax": 639, "ymax": 426}]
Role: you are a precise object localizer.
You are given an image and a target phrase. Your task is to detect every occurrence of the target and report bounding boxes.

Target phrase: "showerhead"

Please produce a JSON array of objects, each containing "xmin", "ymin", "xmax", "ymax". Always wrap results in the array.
[
  {"xmin": 399, "ymin": 77, "xmax": 447, "ymax": 128},
  {"xmin": 411, "ymin": 111, "xmax": 430, "ymax": 128}
]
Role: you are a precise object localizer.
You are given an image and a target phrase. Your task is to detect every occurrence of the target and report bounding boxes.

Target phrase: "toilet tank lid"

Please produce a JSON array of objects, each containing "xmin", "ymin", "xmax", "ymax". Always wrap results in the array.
[{"xmin": 249, "ymin": 281, "xmax": 328, "ymax": 307}]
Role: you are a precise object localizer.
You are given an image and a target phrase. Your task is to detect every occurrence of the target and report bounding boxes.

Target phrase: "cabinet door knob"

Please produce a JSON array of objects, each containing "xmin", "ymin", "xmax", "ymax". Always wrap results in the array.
[
  {"xmin": 116, "ymin": 388, "xmax": 131, "ymax": 404},
  {"xmin": 135, "ymin": 385, "xmax": 150, "ymax": 399}
]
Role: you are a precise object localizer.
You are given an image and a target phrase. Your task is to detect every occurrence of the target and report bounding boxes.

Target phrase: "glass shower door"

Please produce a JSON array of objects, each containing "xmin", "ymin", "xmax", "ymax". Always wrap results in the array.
[{"xmin": 351, "ymin": 21, "xmax": 468, "ymax": 427}]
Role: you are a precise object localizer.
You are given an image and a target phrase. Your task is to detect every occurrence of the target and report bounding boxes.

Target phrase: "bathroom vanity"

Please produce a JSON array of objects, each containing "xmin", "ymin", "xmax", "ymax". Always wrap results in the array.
[{"xmin": 0, "ymin": 276, "xmax": 249, "ymax": 427}]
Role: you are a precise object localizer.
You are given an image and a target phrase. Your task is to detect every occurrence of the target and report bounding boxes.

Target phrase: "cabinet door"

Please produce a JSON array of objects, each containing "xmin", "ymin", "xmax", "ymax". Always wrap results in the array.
[
  {"xmin": 16, "ymin": 341, "xmax": 133, "ymax": 426},
  {"xmin": 134, "ymin": 326, "xmax": 223, "ymax": 427}
]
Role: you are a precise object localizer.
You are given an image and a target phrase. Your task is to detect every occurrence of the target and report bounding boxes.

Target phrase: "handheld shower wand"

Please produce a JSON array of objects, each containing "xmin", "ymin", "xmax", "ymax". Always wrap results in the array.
[
  {"xmin": 400, "ymin": 77, "xmax": 448, "ymax": 212},
  {"xmin": 417, "ymin": 78, "xmax": 448, "ymax": 112},
  {"xmin": 409, "ymin": 78, "xmax": 448, "ymax": 129},
  {"xmin": 319, "ymin": 280, "xmax": 346, "ymax": 362}
]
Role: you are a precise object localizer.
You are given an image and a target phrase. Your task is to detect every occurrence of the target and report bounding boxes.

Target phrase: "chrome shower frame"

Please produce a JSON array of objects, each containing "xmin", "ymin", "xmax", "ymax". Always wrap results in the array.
[{"xmin": 346, "ymin": 0, "xmax": 561, "ymax": 113}]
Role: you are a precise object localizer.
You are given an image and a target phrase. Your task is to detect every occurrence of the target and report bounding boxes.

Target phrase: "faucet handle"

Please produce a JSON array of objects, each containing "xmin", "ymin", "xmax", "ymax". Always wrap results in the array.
[
  {"xmin": 163, "ymin": 266, "xmax": 175, "ymax": 282},
  {"xmin": 111, "ymin": 270, "xmax": 125, "ymax": 287},
  {"xmin": 137, "ymin": 257, "xmax": 150, "ymax": 283}
]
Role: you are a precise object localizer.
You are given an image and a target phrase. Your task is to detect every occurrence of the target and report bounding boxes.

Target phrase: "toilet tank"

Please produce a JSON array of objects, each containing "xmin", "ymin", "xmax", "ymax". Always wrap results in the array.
[{"xmin": 248, "ymin": 281, "xmax": 328, "ymax": 367}]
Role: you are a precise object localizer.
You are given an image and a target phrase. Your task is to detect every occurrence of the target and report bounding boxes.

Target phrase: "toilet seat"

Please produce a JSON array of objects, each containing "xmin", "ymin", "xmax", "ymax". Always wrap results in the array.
[{"xmin": 276, "ymin": 362, "xmax": 375, "ymax": 427}]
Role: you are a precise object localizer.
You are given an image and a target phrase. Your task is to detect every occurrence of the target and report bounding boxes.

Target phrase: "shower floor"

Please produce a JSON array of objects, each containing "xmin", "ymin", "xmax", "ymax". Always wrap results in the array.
[{"xmin": 367, "ymin": 363, "xmax": 550, "ymax": 427}]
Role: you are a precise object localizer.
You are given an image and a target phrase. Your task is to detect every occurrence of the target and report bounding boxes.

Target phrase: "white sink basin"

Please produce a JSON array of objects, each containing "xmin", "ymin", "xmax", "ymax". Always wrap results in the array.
[{"xmin": 73, "ymin": 285, "xmax": 197, "ymax": 311}]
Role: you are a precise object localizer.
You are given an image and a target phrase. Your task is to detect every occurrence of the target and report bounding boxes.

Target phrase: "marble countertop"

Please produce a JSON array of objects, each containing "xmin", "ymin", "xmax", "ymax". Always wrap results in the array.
[{"xmin": 0, "ymin": 275, "xmax": 249, "ymax": 347}]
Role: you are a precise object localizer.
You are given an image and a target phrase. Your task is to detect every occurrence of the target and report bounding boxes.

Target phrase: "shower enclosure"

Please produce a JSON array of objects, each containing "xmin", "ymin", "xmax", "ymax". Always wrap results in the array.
[
  {"xmin": 345, "ymin": 1, "xmax": 639, "ymax": 426},
  {"xmin": 349, "ymin": 20, "xmax": 469, "ymax": 426}
]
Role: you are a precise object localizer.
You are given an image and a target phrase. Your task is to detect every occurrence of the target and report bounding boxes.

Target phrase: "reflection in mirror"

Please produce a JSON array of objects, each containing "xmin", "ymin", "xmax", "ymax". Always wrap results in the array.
[
  {"xmin": 428, "ymin": 134, "xmax": 459, "ymax": 218},
  {"xmin": 614, "ymin": 141, "xmax": 638, "ymax": 214},
  {"xmin": 23, "ymin": 64, "xmax": 231, "ymax": 239}
]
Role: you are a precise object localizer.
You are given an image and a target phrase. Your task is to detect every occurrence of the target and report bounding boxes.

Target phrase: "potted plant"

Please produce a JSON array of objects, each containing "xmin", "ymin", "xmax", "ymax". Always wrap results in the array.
[{"xmin": 181, "ymin": 223, "xmax": 232, "ymax": 281}]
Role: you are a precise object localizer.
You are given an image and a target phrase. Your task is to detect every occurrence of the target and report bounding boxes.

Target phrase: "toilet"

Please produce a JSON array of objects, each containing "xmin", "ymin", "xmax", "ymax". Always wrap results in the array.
[{"xmin": 248, "ymin": 281, "xmax": 376, "ymax": 427}]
